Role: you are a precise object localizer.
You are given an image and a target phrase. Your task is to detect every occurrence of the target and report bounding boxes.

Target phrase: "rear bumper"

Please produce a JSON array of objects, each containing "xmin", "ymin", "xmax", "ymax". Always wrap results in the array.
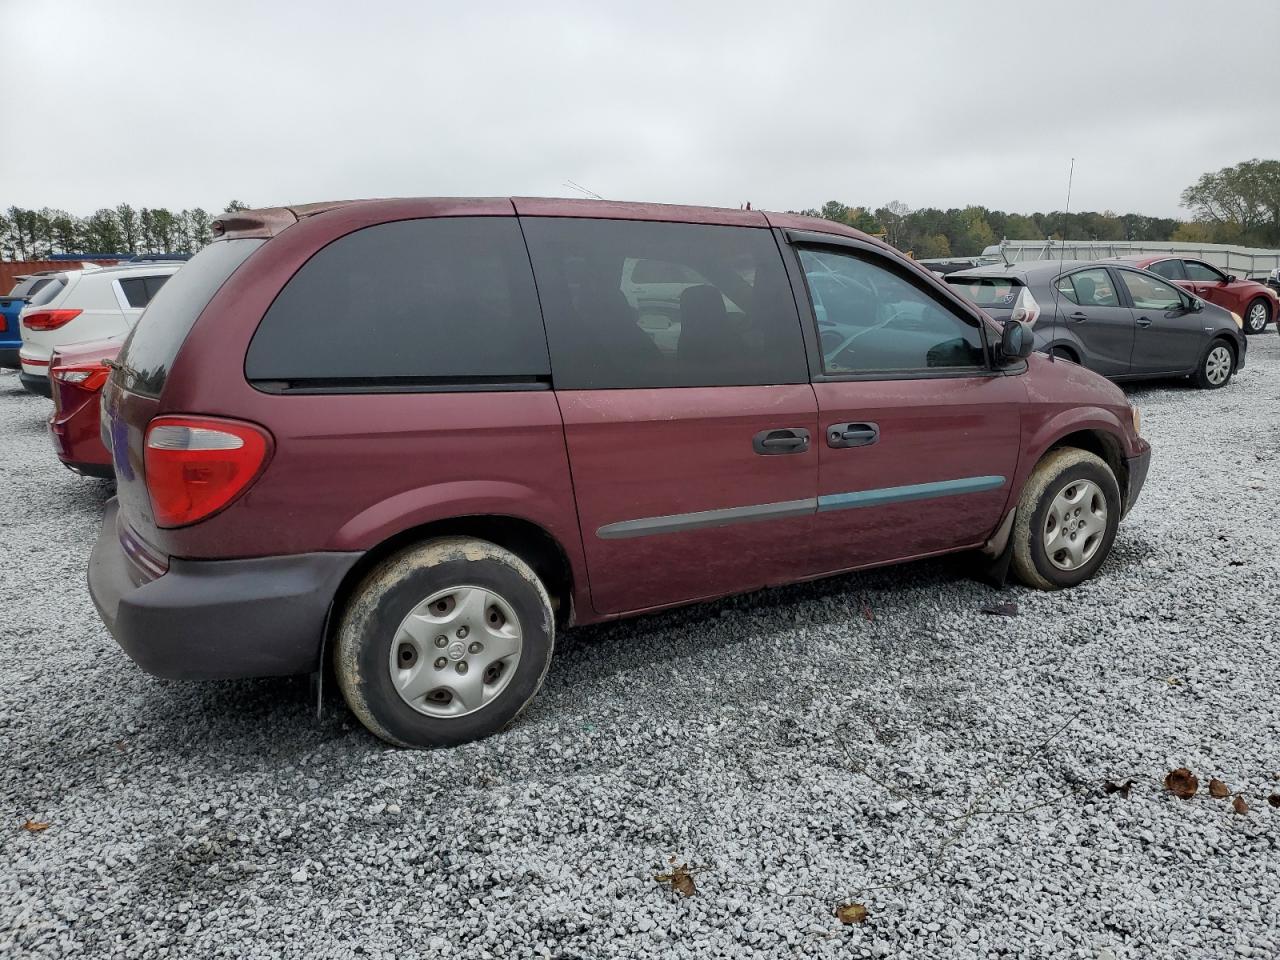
[
  {"xmin": 1123, "ymin": 442, "xmax": 1151, "ymax": 517},
  {"xmin": 89, "ymin": 498, "xmax": 361, "ymax": 679},
  {"xmin": 20, "ymin": 372, "xmax": 51, "ymax": 397}
]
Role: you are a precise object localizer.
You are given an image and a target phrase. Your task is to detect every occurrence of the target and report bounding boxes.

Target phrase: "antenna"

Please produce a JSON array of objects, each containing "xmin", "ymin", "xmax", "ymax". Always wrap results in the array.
[
  {"xmin": 563, "ymin": 179, "xmax": 604, "ymax": 200},
  {"xmin": 1047, "ymin": 158, "xmax": 1075, "ymax": 363}
]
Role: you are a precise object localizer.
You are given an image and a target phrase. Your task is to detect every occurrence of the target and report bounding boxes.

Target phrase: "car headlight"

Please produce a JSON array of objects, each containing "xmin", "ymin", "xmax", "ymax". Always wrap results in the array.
[
  {"xmin": 1131, "ymin": 405, "xmax": 1142, "ymax": 436},
  {"xmin": 1230, "ymin": 311, "xmax": 1244, "ymax": 329}
]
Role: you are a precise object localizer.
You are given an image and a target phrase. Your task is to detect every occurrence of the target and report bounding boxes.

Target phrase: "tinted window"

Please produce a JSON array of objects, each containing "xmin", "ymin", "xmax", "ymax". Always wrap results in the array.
[
  {"xmin": 1148, "ymin": 259, "xmax": 1187, "ymax": 281},
  {"xmin": 1184, "ymin": 260, "xmax": 1225, "ymax": 282},
  {"xmin": 1119, "ymin": 270, "xmax": 1183, "ymax": 310},
  {"xmin": 1063, "ymin": 268, "xmax": 1120, "ymax": 307},
  {"xmin": 945, "ymin": 276, "xmax": 1022, "ymax": 307},
  {"xmin": 523, "ymin": 218, "xmax": 806, "ymax": 389},
  {"xmin": 801, "ymin": 247, "xmax": 986, "ymax": 374},
  {"xmin": 120, "ymin": 239, "xmax": 264, "ymax": 397},
  {"xmin": 118, "ymin": 278, "xmax": 149, "ymax": 308},
  {"xmin": 246, "ymin": 218, "xmax": 547, "ymax": 385}
]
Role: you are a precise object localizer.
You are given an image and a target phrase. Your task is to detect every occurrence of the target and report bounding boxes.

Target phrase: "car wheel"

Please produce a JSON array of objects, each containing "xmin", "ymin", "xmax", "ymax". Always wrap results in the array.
[
  {"xmin": 335, "ymin": 537, "xmax": 554, "ymax": 748},
  {"xmin": 1193, "ymin": 339, "xmax": 1235, "ymax": 389},
  {"xmin": 1051, "ymin": 346, "xmax": 1077, "ymax": 363},
  {"xmin": 1011, "ymin": 448, "xmax": 1121, "ymax": 591},
  {"xmin": 1243, "ymin": 298, "xmax": 1271, "ymax": 335}
]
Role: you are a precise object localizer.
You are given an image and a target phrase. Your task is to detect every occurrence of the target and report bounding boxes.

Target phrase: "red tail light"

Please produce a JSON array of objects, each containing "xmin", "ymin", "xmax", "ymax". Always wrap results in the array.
[
  {"xmin": 144, "ymin": 416, "xmax": 271, "ymax": 528},
  {"xmin": 23, "ymin": 309, "xmax": 83, "ymax": 331},
  {"xmin": 51, "ymin": 362, "xmax": 111, "ymax": 393}
]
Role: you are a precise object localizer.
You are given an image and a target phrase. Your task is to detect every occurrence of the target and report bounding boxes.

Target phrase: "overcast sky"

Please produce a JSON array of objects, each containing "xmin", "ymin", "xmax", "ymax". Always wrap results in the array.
[{"xmin": 3, "ymin": 0, "xmax": 1277, "ymax": 219}]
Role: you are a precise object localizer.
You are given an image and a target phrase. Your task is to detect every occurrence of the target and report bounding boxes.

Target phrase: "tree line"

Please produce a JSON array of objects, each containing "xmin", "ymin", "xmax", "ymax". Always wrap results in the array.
[
  {"xmin": 798, "ymin": 159, "xmax": 1280, "ymax": 258},
  {"xmin": 0, "ymin": 202, "xmax": 249, "ymax": 260},
  {"xmin": 3, "ymin": 160, "xmax": 1276, "ymax": 262}
]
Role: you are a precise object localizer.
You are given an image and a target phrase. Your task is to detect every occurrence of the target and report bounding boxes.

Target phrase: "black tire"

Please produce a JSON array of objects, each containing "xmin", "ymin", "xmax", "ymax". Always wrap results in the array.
[
  {"xmin": 335, "ymin": 537, "xmax": 554, "ymax": 748},
  {"xmin": 1050, "ymin": 346, "xmax": 1078, "ymax": 363},
  {"xmin": 1011, "ymin": 448, "xmax": 1121, "ymax": 591},
  {"xmin": 1243, "ymin": 297, "xmax": 1271, "ymax": 335},
  {"xmin": 1193, "ymin": 338, "xmax": 1235, "ymax": 390}
]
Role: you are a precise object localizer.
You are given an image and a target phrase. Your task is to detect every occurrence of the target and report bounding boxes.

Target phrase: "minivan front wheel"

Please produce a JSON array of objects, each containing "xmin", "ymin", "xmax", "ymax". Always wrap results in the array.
[
  {"xmin": 1011, "ymin": 448, "xmax": 1121, "ymax": 590},
  {"xmin": 335, "ymin": 537, "xmax": 554, "ymax": 747},
  {"xmin": 1194, "ymin": 339, "xmax": 1235, "ymax": 389}
]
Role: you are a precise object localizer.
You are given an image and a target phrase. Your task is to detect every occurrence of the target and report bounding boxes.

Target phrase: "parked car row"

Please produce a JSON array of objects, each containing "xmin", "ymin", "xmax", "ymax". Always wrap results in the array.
[{"xmin": 11, "ymin": 197, "xmax": 1273, "ymax": 749}]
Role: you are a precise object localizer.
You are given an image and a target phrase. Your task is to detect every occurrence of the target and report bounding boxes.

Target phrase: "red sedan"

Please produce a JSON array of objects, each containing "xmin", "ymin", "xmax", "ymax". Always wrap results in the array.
[
  {"xmin": 1116, "ymin": 255, "xmax": 1278, "ymax": 335},
  {"xmin": 48, "ymin": 337, "xmax": 121, "ymax": 478}
]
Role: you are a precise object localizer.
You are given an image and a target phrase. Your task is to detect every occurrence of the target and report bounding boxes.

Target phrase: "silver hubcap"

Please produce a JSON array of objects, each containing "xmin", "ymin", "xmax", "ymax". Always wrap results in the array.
[
  {"xmin": 1247, "ymin": 302, "xmax": 1267, "ymax": 331},
  {"xmin": 388, "ymin": 585, "xmax": 522, "ymax": 718},
  {"xmin": 1043, "ymin": 479, "xmax": 1107, "ymax": 572},
  {"xmin": 1205, "ymin": 346, "xmax": 1232, "ymax": 385}
]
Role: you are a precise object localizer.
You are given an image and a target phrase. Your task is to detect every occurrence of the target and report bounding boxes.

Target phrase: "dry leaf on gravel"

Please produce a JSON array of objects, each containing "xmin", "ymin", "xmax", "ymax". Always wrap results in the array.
[
  {"xmin": 1209, "ymin": 778, "xmax": 1231, "ymax": 799},
  {"xmin": 1233, "ymin": 796, "xmax": 1249, "ymax": 815},
  {"xmin": 21, "ymin": 820, "xmax": 49, "ymax": 832},
  {"xmin": 1103, "ymin": 780, "xmax": 1134, "ymax": 798},
  {"xmin": 979, "ymin": 601, "xmax": 1019, "ymax": 616},
  {"xmin": 861, "ymin": 605, "xmax": 874, "ymax": 622},
  {"xmin": 1269, "ymin": 794, "xmax": 1280, "ymax": 809},
  {"xmin": 1165, "ymin": 768, "xmax": 1199, "ymax": 799},
  {"xmin": 654, "ymin": 862, "xmax": 696, "ymax": 897},
  {"xmin": 834, "ymin": 902, "xmax": 869, "ymax": 925}
]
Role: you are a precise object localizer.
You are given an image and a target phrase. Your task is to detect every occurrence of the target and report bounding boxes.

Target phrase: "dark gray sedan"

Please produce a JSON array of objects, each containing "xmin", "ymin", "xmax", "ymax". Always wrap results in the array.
[{"xmin": 946, "ymin": 260, "xmax": 1247, "ymax": 388}]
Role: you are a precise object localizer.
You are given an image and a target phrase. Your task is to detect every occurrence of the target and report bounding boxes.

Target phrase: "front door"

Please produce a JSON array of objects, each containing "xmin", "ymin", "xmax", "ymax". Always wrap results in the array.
[
  {"xmin": 788, "ymin": 239, "xmax": 1024, "ymax": 574},
  {"xmin": 522, "ymin": 214, "xmax": 818, "ymax": 615},
  {"xmin": 1051, "ymin": 267, "xmax": 1136, "ymax": 377},
  {"xmin": 1116, "ymin": 268, "xmax": 1208, "ymax": 375}
]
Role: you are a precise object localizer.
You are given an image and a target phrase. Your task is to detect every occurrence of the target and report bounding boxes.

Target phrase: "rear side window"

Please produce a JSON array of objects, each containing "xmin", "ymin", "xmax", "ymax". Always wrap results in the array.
[
  {"xmin": 119, "ymin": 239, "xmax": 264, "ymax": 397},
  {"xmin": 245, "ymin": 218, "xmax": 547, "ymax": 386},
  {"xmin": 1056, "ymin": 268, "xmax": 1120, "ymax": 307},
  {"xmin": 522, "ymin": 218, "xmax": 806, "ymax": 389},
  {"xmin": 118, "ymin": 275, "xmax": 170, "ymax": 308},
  {"xmin": 1149, "ymin": 259, "xmax": 1187, "ymax": 281},
  {"xmin": 946, "ymin": 276, "xmax": 1022, "ymax": 307}
]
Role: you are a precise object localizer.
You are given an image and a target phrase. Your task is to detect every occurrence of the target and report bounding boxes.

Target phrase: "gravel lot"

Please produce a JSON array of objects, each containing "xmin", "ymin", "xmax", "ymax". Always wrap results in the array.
[{"xmin": 2, "ymin": 339, "xmax": 1279, "ymax": 960}]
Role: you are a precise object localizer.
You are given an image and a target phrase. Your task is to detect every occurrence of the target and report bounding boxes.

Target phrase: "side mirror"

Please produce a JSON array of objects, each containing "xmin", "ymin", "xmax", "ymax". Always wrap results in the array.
[
  {"xmin": 999, "ymin": 319, "xmax": 1035, "ymax": 362},
  {"xmin": 1226, "ymin": 275, "xmax": 1236, "ymax": 283}
]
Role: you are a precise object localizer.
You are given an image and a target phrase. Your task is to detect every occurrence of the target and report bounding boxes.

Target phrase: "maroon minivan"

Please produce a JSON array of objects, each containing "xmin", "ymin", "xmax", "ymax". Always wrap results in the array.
[{"xmin": 89, "ymin": 198, "xmax": 1150, "ymax": 747}]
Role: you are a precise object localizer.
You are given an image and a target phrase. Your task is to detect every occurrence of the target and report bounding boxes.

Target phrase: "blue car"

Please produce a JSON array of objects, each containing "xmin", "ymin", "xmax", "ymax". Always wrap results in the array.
[{"xmin": 0, "ymin": 272, "xmax": 65, "ymax": 369}]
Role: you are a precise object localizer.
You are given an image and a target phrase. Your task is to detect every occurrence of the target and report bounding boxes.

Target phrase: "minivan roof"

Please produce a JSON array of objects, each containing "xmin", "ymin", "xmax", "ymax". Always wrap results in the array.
[{"xmin": 210, "ymin": 197, "xmax": 880, "ymax": 246}]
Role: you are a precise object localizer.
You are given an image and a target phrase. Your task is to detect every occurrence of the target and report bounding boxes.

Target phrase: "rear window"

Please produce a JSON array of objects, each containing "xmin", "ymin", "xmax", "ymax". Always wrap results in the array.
[
  {"xmin": 28, "ymin": 277, "xmax": 66, "ymax": 306},
  {"xmin": 245, "ymin": 217, "xmax": 548, "ymax": 387},
  {"xmin": 118, "ymin": 239, "xmax": 263, "ymax": 397},
  {"xmin": 945, "ymin": 276, "xmax": 1023, "ymax": 308},
  {"xmin": 6, "ymin": 276, "xmax": 55, "ymax": 299}
]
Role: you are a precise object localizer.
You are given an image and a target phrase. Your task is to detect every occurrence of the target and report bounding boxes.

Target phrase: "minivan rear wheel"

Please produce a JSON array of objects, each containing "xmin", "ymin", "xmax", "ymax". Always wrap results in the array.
[
  {"xmin": 335, "ymin": 537, "xmax": 554, "ymax": 747},
  {"xmin": 1011, "ymin": 448, "xmax": 1121, "ymax": 591}
]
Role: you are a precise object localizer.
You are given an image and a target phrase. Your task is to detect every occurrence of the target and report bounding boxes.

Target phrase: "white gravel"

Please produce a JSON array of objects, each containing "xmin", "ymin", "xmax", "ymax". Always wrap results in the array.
[{"xmin": 2, "ymin": 339, "xmax": 1278, "ymax": 959}]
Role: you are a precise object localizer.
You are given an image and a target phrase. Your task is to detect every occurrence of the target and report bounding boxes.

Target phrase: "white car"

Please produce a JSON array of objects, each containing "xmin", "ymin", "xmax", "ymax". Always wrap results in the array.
[{"xmin": 18, "ymin": 262, "xmax": 182, "ymax": 396}]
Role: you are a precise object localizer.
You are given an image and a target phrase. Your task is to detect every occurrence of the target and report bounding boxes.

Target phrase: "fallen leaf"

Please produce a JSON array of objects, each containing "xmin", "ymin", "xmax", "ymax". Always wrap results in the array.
[
  {"xmin": 1164, "ymin": 768, "xmax": 1199, "ymax": 800},
  {"xmin": 1269, "ymin": 794, "xmax": 1280, "ymax": 809},
  {"xmin": 1103, "ymin": 780, "xmax": 1134, "ymax": 798},
  {"xmin": 1163, "ymin": 677, "xmax": 1183, "ymax": 687},
  {"xmin": 1228, "ymin": 560, "xmax": 1245, "ymax": 567},
  {"xmin": 834, "ymin": 902, "xmax": 869, "ymax": 925},
  {"xmin": 655, "ymin": 862, "xmax": 696, "ymax": 897},
  {"xmin": 1208, "ymin": 778, "xmax": 1230, "ymax": 799},
  {"xmin": 861, "ymin": 605, "xmax": 874, "ymax": 622},
  {"xmin": 1233, "ymin": 795, "xmax": 1249, "ymax": 815},
  {"xmin": 979, "ymin": 601, "xmax": 1018, "ymax": 617},
  {"xmin": 21, "ymin": 820, "xmax": 49, "ymax": 833}
]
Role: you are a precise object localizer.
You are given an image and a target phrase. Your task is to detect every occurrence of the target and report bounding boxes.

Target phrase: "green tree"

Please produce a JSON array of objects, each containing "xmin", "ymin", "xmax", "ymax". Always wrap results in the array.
[
  {"xmin": 81, "ymin": 208, "xmax": 125, "ymax": 252},
  {"xmin": 1181, "ymin": 159, "xmax": 1280, "ymax": 245},
  {"xmin": 116, "ymin": 203, "xmax": 141, "ymax": 254}
]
